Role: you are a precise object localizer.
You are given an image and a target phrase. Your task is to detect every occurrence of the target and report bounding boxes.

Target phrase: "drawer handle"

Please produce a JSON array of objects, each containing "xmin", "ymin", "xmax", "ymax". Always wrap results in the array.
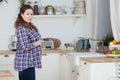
[
  {"xmin": 84, "ymin": 62, "xmax": 87, "ymax": 65},
  {"xmin": 4, "ymin": 55, "xmax": 9, "ymax": 57},
  {"xmin": 72, "ymin": 70, "xmax": 74, "ymax": 72},
  {"xmin": 77, "ymin": 73, "xmax": 79, "ymax": 75}
]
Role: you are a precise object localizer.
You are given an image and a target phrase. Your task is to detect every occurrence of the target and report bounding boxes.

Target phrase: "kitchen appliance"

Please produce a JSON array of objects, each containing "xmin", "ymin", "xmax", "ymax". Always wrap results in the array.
[
  {"xmin": 41, "ymin": 37, "xmax": 61, "ymax": 49},
  {"xmin": 41, "ymin": 39, "xmax": 54, "ymax": 49},
  {"xmin": 8, "ymin": 35, "xmax": 17, "ymax": 51}
]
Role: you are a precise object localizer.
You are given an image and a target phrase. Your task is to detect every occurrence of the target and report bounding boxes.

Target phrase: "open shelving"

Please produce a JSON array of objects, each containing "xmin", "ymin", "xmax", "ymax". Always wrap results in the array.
[{"xmin": 33, "ymin": 14, "xmax": 86, "ymax": 18}]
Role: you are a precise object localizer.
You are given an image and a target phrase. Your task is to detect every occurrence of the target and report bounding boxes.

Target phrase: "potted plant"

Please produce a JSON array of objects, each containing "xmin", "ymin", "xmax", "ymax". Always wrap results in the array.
[
  {"xmin": 102, "ymin": 33, "xmax": 114, "ymax": 53},
  {"xmin": 103, "ymin": 33, "xmax": 114, "ymax": 46},
  {"xmin": 18, "ymin": 0, "xmax": 26, "ymax": 8}
]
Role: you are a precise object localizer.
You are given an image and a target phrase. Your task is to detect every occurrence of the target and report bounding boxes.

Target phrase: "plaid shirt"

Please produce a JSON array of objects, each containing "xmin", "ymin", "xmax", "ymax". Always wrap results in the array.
[{"xmin": 14, "ymin": 25, "xmax": 42, "ymax": 71}]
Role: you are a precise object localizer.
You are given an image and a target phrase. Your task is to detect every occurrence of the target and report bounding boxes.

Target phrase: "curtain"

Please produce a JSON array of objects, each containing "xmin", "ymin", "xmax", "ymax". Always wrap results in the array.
[{"xmin": 110, "ymin": 0, "xmax": 120, "ymax": 41}]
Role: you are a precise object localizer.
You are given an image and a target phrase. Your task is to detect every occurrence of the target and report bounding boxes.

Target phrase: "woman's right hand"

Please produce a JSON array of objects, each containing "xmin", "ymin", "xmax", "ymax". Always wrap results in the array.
[{"xmin": 34, "ymin": 39, "xmax": 41, "ymax": 47}]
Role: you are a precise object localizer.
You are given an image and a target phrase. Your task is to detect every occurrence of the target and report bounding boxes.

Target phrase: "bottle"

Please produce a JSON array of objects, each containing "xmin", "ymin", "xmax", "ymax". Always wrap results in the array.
[{"xmin": 33, "ymin": 1, "xmax": 39, "ymax": 15}]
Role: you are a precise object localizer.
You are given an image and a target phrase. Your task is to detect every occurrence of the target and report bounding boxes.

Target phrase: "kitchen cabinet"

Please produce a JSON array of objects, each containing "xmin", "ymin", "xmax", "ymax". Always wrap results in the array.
[
  {"xmin": 60, "ymin": 54, "xmax": 71, "ymax": 80},
  {"xmin": 0, "ymin": 55, "xmax": 13, "ymax": 70},
  {"xmin": 0, "ymin": 53, "xmax": 61, "ymax": 80},
  {"xmin": 36, "ymin": 53, "xmax": 60, "ymax": 80},
  {"xmin": 79, "ymin": 59, "xmax": 118, "ymax": 80},
  {"xmin": 0, "ymin": 54, "xmax": 18, "ymax": 80},
  {"xmin": 70, "ymin": 66, "xmax": 80, "ymax": 80}
]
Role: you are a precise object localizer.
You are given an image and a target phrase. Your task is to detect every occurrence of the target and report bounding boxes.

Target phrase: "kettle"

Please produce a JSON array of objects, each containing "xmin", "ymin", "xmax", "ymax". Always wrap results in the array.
[{"xmin": 8, "ymin": 35, "xmax": 17, "ymax": 51}]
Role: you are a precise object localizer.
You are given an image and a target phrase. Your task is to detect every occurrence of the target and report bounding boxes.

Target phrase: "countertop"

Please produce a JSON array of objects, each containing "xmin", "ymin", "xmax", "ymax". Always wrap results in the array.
[
  {"xmin": 80, "ymin": 57, "xmax": 120, "ymax": 63},
  {"xmin": 0, "ymin": 49, "xmax": 78, "ymax": 55},
  {"xmin": 0, "ymin": 70, "xmax": 14, "ymax": 78}
]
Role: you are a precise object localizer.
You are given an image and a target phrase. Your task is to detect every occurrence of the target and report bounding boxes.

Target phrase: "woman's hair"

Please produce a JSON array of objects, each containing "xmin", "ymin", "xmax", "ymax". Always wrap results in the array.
[{"xmin": 14, "ymin": 5, "xmax": 38, "ymax": 32}]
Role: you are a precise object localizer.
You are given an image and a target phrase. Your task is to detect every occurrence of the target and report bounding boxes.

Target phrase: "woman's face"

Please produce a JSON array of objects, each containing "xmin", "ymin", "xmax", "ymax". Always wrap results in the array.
[{"xmin": 21, "ymin": 9, "xmax": 33, "ymax": 23}]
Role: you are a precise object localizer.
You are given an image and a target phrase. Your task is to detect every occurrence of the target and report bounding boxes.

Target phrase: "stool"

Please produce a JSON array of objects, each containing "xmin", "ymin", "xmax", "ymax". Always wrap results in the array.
[{"xmin": 0, "ymin": 70, "xmax": 14, "ymax": 80}]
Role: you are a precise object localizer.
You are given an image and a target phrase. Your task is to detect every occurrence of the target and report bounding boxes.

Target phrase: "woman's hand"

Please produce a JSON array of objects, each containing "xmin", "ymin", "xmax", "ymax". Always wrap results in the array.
[{"xmin": 34, "ymin": 39, "xmax": 41, "ymax": 47}]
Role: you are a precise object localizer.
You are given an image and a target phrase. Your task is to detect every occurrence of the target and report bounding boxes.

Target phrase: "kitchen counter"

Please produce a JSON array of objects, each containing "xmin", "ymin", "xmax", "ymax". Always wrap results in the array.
[
  {"xmin": 0, "ymin": 49, "xmax": 77, "ymax": 55},
  {"xmin": 0, "ymin": 70, "xmax": 14, "ymax": 78},
  {"xmin": 80, "ymin": 57, "xmax": 120, "ymax": 63},
  {"xmin": 79, "ymin": 57, "xmax": 119, "ymax": 80}
]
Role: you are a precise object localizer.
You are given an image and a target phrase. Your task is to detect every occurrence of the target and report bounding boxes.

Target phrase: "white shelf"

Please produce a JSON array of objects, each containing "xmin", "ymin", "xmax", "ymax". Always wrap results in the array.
[{"xmin": 33, "ymin": 14, "xmax": 86, "ymax": 18}]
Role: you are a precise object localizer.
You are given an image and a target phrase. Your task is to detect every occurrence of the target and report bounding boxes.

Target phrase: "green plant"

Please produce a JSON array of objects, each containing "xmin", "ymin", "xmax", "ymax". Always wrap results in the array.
[
  {"xmin": 103, "ymin": 33, "xmax": 114, "ymax": 46},
  {"xmin": 18, "ymin": 0, "xmax": 26, "ymax": 8}
]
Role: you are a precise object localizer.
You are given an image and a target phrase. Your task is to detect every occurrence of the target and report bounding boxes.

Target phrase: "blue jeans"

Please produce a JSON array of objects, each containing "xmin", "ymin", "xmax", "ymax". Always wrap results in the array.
[{"xmin": 19, "ymin": 67, "xmax": 35, "ymax": 80}]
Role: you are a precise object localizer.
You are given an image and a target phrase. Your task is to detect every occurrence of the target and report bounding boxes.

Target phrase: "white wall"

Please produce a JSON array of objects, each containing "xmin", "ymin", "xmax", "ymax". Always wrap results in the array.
[
  {"xmin": 0, "ymin": 0, "xmax": 98, "ymax": 50},
  {"xmin": 0, "ymin": 0, "xmax": 18, "ymax": 50}
]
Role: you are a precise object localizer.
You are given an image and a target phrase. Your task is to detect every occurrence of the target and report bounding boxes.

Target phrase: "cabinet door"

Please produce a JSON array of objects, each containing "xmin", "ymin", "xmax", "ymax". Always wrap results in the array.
[
  {"xmin": 90, "ymin": 63, "xmax": 116, "ymax": 80},
  {"xmin": 79, "ymin": 61, "xmax": 90, "ymax": 80},
  {"xmin": 0, "ymin": 55, "xmax": 19, "ymax": 80},
  {"xmin": 36, "ymin": 53, "xmax": 60, "ymax": 80},
  {"xmin": 60, "ymin": 54, "xmax": 71, "ymax": 80},
  {"xmin": 0, "ymin": 55, "xmax": 14, "ymax": 70},
  {"xmin": 79, "ymin": 61, "xmax": 117, "ymax": 80}
]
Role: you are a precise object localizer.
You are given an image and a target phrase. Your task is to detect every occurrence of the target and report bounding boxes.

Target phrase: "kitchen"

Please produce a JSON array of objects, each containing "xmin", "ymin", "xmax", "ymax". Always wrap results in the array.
[
  {"xmin": 0, "ymin": 0, "xmax": 118, "ymax": 80},
  {"xmin": 0, "ymin": 0, "xmax": 111, "ymax": 50}
]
